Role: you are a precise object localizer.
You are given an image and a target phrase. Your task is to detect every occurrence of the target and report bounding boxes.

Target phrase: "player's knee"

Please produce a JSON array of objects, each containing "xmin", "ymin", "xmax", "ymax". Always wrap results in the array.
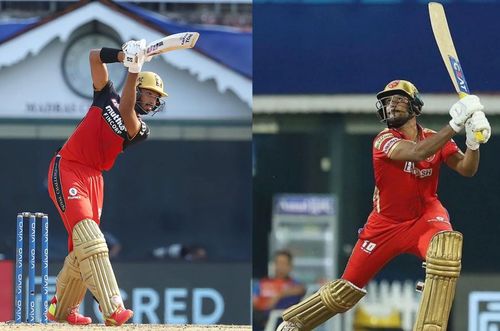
[
  {"xmin": 425, "ymin": 230, "xmax": 462, "ymax": 278},
  {"xmin": 320, "ymin": 279, "xmax": 366, "ymax": 312},
  {"xmin": 72, "ymin": 219, "xmax": 108, "ymax": 261},
  {"xmin": 63, "ymin": 251, "xmax": 81, "ymax": 278}
]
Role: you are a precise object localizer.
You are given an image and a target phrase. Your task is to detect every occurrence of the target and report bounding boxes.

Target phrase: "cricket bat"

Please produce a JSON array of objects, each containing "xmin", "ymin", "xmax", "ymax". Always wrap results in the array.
[
  {"xmin": 145, "ymin": 32, "xmax": 199, "ymax": 59},
  {"xmin": 428, "ymin": 2, "xmax": 486, "ymax": 142}
]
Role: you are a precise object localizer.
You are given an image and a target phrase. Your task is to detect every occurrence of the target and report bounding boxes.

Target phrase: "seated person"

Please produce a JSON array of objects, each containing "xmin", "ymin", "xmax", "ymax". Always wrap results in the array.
[{"xmin": 253, "ymin": 250, "xmax": 306, "ymax": 330}]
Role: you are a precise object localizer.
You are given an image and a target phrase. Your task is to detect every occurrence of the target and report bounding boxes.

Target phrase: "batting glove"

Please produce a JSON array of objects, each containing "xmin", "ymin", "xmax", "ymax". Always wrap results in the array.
[
  {"xmin": 449, "ymin": 95, "xmax": 484, "ymax": 132},
  {"xmin": 465, "ymin": 111, "xmax": 491, "ymax": 150},
  {"xmin": 122, "ymin": 39, "xmax": 146, "ymax": 73}
]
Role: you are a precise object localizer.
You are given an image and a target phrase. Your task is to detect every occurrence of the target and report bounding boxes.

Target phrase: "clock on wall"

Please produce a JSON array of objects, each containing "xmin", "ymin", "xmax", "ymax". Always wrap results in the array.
[{"xmin": 61, "ymin": 33, "xmax": 126, "ymax": 99}]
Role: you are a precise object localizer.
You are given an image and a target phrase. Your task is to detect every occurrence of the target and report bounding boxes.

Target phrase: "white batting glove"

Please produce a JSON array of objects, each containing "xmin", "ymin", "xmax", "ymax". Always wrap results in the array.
[
  {"xmin": 465, "ymin": 111, "xmax": 491, "ymax": 150},
  {"xmin": 122, "ymin": 39, "xmax": 146, "ymax": 73},
  {"xmin": 449, "ymin": 95, "xmax": 484, "ymax": 133}
]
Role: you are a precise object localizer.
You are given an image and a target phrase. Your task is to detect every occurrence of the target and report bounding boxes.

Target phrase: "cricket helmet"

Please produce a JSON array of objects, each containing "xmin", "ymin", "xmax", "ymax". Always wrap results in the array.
[
  {"xmin": 136, "ymin": 72, "xmax": 168, "ymax": 97},
  {"xmin": 135, "ymin": 71, "xmax": 168, "ymax": 115},
  {"xmin": 376, "ymin": 80, "xmax": 424, "ymax": 128}
]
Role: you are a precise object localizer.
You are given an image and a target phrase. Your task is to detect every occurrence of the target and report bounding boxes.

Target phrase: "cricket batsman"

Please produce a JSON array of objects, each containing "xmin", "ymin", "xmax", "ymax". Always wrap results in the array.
[
  {"xmin": 277, "ymin": 80, "xmax": 491, "ymax": 331},
  {"xmin": 46, "ymin": 39, "xmax": 167, "ymax": 325}
]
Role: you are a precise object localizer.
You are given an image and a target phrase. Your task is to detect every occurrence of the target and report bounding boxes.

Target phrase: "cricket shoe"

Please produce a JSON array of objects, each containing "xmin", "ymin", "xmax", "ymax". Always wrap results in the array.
[
  {"xmin": 47, "ymin": 296, "xmax": 92, "ymax": 325},
  {"xmin": 105, "ymin": 306, "xmax": 134, "ymax": 326},
  {"xmin": 276, "ymin": 320, "xmax": 304, "ymax": 331}
]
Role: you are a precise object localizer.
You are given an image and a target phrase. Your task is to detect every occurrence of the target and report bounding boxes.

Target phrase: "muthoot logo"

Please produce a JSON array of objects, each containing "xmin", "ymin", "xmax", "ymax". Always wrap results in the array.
[{"xmin": 103, "ymin": 105, "xmax": 126, "ymax": 134}]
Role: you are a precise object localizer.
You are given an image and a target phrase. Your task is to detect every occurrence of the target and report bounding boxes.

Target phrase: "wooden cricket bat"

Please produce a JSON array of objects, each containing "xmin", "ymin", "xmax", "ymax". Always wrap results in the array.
[
  {"xmin": 428, "ymin": 2, "xmax": 485, "ymax": 142},
  {"xmin": 145, "ymin": 32, "xmax": 199, "ymax": 59}
]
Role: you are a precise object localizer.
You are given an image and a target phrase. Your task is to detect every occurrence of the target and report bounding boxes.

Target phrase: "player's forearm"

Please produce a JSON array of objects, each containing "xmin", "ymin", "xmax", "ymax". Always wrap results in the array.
[
  {"xmin": 90, "ymin": 48, "xmax": 126, "ymax": 91},
  {"xmin": 456, "ymin": 148, "xmax": 479, "ymax": 177},
  {"xmin": 89, "ymin": 49, "xmax": 108, "ymax": 91},
  {"xmin": 89, "ymin": 49, "xmax": 101, "ymax": 64},
  {"xmin": 412, "ymin": 125, "xmax": 456, "ymax": 160},
  {"xmin": 120, "ymin": 73, "xmax": 138, "ymax": 115}
]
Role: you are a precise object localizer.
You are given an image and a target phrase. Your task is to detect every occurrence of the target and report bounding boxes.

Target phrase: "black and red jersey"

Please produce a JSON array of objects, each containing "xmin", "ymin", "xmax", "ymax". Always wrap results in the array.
[{"xmin": 60, "ymin": 81, "xmax": 150, "ymax": 171}]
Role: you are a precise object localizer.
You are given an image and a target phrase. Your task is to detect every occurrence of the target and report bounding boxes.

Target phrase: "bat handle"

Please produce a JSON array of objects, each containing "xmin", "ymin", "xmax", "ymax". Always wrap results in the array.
[{"xmin": 474, "ymin": 131, "xmax": 486, "ymax": 143}]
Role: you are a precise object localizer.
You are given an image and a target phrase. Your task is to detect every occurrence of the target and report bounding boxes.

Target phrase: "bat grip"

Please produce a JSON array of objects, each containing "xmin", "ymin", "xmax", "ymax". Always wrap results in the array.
[{"xmin": 474, "ymin": 131, "xmax": 486, "ymax": 143}]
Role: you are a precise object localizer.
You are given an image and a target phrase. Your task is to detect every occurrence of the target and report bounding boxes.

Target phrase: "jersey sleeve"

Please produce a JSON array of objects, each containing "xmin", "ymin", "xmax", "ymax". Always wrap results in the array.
[
  {"xmin": 124, "ymin": 118, "xmax": 150, "ymax": 149},
  {"xmin": 441, "ymin": 138, "xmax": 460, "ymax": 161},
  {"xmin": 373, "ymin": 131, "xmax": 403, "ymax": 159},
  {"xmin": 92, "ymin": 81, "xmax": 119, "ymax": 105}
]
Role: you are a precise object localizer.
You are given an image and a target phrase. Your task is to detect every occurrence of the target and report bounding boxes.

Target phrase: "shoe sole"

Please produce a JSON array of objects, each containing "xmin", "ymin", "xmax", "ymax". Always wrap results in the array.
[{"xmin": 105, "ymin": 311, "xmax": 134, "ymax": 326}]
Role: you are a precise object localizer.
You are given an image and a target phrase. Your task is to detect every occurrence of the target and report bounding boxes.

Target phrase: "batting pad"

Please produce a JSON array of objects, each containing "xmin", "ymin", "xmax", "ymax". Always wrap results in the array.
[
  {"xmin": 52, "ymin": 251, "xmax": 87, "ymax": 319},
  {"xmin": 414, "ymin": 231, "xmax": 462, "ymax": 331},
  {"xmin": 72, "ymin": 219, "xmax": 122, "ymax": 317},
  {"xmin": 282, "ymin": 279, "xmax": 366, "ymax": 331}
]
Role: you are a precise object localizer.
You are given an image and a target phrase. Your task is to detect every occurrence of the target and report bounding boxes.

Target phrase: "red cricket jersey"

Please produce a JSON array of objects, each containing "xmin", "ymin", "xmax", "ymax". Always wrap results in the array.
[
  {"xmin": 253, "ymin": 277, "xmax": 302, "ymax": 311},
  {"xmin": 59, "ymin": 81, "xmax": 149, "ymax": 171},
  {"xmin": 372, "ymin": 125, "xmax": 459, "ymax": 221}
]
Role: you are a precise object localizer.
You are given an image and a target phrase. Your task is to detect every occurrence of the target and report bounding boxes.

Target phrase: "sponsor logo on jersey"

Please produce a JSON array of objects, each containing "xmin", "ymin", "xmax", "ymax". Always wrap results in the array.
[
  {"xmin": 415, "ymin": 168, "xmax": 433, "ymax": 178},
  {"xmin": 404, "ymin": 161, "xmax": 415, "ymax": 173},
  {"xmin": 382, "ymin": 137, "xmax": 400, "ymax": 154},
  {"xmin": 403, "ymin": 162, "xmax": 433, "ymax": 178},
  {"xmin": 111, "ymin": 98, "xmax": 120, "ymax": 109},
  {"xmin": 51, "ymin": 156, "xmax": 65, "ymax": 211},
  {"xmin": 139, "ymin": 120, "xmax": 147, "ymax": 136},
  {"xmin": 103, "ymin": 105, "xmax": 126, "ymax": 135},
  {"xmin": 374, "ymin": 133, "xmax": 394, "ymax": 150},
  {"xmin": 67, "ymin": 187, "xmax": 81, "ymax": 200}
]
